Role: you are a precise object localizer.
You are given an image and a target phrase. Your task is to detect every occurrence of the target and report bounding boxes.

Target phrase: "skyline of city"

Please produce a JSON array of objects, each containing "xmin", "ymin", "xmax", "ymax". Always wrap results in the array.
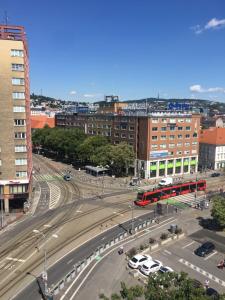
[{"xmin": 1, "ymin": 0, "xmax": 225, "ymax": 102}]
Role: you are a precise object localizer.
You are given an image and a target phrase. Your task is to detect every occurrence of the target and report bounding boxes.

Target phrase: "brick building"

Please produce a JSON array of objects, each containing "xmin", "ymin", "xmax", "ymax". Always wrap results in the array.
[
  {"xmin": 199, "ymin": 127, "xmax": 225, "ymax": 170},
  {"xmin": 0, "ymin": 25, "xmax": 32, "ymax": 212},
  {"xmin": 56, "ymin": 111, "xmax": 200, "ymax": 179}
]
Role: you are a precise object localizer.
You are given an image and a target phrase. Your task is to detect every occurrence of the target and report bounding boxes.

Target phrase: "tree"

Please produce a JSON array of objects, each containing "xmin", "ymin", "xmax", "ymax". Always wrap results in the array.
[{"xmin": 211, "ymin": 195, "xmax": 225, "ymax": 229}]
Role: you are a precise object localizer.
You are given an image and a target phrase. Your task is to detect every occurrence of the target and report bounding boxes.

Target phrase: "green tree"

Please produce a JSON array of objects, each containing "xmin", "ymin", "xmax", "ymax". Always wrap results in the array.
[{"xmin": 211, "ymin": 195, "xmax": 225, "ymax": 228}]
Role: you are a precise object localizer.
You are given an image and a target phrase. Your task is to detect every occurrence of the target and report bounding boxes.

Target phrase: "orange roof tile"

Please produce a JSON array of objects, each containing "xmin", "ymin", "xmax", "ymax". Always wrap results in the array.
[
  {"xmin": 31, "ymin": 115, "xmax": 55, "ymax": 129},
  {"xmin": 199, "ymin": 127, "xmax": 225, "ymax": 145}
]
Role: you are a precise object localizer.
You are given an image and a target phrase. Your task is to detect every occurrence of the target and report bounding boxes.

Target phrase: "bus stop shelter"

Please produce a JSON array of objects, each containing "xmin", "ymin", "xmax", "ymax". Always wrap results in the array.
[{"xmin": 85, "ymin": 165, "xmax": 108, "ymax": 177}]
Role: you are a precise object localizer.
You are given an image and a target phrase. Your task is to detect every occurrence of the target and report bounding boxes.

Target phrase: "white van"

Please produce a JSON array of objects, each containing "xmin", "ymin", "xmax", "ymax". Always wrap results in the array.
[{"xmin": 158, "ymin": 177, "xmax": 173, "ymax": 186}]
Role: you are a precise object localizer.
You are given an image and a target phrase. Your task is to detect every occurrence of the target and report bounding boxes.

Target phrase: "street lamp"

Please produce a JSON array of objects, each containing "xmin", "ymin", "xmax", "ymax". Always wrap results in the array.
[
  {"xmin": 33, "ymin": 230, "xmax": 58, "ymax": 298},
  {"xmin": 129, "ymin": 201, "xmax": 134, "ymax": 234},
  {"xmin": 0, "ymin": 184, "xmax": 5, "ymax": 229}
]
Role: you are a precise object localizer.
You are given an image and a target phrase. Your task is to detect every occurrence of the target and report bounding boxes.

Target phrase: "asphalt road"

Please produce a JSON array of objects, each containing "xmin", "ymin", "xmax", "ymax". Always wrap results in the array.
[{"xmin": 13, "ymin": 208, "xmax": 166, "ymax": 300}]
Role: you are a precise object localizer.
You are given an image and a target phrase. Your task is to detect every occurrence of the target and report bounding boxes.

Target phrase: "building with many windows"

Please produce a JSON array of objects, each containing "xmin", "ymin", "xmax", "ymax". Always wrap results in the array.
[
  {"xmin": 199, "ymin": 127, "xmax": 225, "ymax": 170},
  {"xmin": 0, "ymin": 25, "xmax": 32, "ymax": 213},
  {"xmin": 56, "ymin": 111, "xmax": 200, "ymax": 179}
]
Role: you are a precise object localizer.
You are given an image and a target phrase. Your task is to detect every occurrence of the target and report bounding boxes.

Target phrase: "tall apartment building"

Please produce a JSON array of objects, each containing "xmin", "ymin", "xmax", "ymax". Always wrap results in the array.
[
  {"xmin": 56, "ymin": 111, "xmax": 200, "ymax": 179},
  {"xmin": 0, "ymin": 25, "xmax": 32, "ymax": 213}
]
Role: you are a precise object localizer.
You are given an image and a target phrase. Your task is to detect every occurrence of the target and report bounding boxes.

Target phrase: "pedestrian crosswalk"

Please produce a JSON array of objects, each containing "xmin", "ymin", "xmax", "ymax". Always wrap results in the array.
[
  {"xmin": 33, "ymin": 173, "xmax": 63, "ymax": 182},
  {"xmin": 173, "ymin": 193, "xmax": 205, "ymax": 207},
  {"xmin": 48, "ymin": 182, "xmax": 61, "ymax": 209}
]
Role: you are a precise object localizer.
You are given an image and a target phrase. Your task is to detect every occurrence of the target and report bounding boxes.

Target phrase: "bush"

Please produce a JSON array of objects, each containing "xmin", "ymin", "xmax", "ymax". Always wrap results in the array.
[
  {"xmin": 149, "ymin": 238, "xmax": 156, "ymax": 244},
  {"xmin": 127, "ymin": 247, "xmax": 137, "ymax": 258},
  {"xmin": 160, "ymin": 233, "xmax": 168, "ymax": 240},
  {"xmin": 175, "ymin": 227, "xmax": 182, "ymax": 234}
]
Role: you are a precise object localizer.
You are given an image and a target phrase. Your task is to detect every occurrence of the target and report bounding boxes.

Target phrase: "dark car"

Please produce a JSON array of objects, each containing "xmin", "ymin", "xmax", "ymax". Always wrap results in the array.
[
  {"xmin": 206, "ymin": 288, "xmax": 220, "ymax": 300},
  {"xmin": 211, "ymin": 173, "xmax": 220, "ymax": 177},
  {"xmin": 195, "ymin": 242, "xmax": 215, "ymax": 257},
  {"xmin": 63, "ymin": 174, "xmax": 72, "ymax": 181}
]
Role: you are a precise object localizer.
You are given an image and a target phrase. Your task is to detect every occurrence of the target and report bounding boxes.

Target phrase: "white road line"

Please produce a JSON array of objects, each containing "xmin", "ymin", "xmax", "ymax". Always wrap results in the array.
[
  {"xmin": 60, "ymin": 217, "xmax": 177, "ymax": 300},
  {"xmin": 164, "ymin": 250, "xmax": 172, "ymax": 255},
  {"xmin": 6, "ymin": 257, "xmax": 25, "ymax": 263},
  {"xmin": 178, "ymin": 258, "xmax": 225, "ymax": 287},
  {"xmin": 76, "ymin": 210, "xmax": 82, "ymax": 213},
  {"xmin": 182, "ymin": 241, "xmax": 195, "ymax": 249},
  {"xmin": 204, "ymin": 251, "xmax": 218, "ymax": 260},
  {"xmin": 113, "ymin": 211, "xmax": 124, "ymax": 216},
  {"xmin": 67, "ymin": 259, "xmax": 73, "ymax": 265}
]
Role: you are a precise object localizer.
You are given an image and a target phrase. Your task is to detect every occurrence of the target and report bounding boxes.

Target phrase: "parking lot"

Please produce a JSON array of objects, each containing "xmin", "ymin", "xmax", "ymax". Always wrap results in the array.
[{"xmin": 130, "ymin": 231, "xmax": 225, "ymax": 293}]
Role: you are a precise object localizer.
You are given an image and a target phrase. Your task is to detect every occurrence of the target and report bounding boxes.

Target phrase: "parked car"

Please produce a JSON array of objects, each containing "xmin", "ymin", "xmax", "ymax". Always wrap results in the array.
[
  {"xmin": 206, "ymin": 288, "xmax": 219, "ymax": 299},
  {"xmin": 128, "ymin": 254, "xmax": 152, "ymax": 269},
  {"xmin": 194, "ymin": 242, "xmax": 215, "ymax": 257},
  {"xmin": 159, "ymin": 266, "xmax": 174, "ymax": 273},
  {"xmin": 63, "ymin": 174, "xmax": 72, "ymax": 181},
  {"xmin": 211, "ymin": 173, "xmax": 220, "ymax": 177},
  {"xmin": 139, "ymin": 260, "xmax": 162, "ymax": 276}
]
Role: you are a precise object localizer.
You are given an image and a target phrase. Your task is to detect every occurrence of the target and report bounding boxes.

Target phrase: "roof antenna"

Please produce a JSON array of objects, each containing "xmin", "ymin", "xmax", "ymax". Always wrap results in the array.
[{"xmin": 4, "ymin": 11, "xmax": 9, "ymax": 27}]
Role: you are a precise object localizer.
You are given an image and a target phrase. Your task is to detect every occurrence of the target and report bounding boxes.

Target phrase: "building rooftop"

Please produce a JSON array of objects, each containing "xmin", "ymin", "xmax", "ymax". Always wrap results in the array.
[
  {"xmin": 199, "ymin": 127, "xmax": 225, "ymax": 145},
  {"xmin": 0, "ymin": 24, "xmax": 26, "ymax": 42},
  {"xmin": 31, "ymin": 115, "xmax": 55, "ymax": 129}
]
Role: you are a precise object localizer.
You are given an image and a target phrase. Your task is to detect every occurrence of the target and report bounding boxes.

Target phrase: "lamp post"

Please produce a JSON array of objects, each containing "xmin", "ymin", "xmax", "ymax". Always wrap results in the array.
[
  {"xmin": 129, "ymin": 201, "xmax": 134, "ymax": 234},
  {"xmin": 0, "ymin": 184, "xmax": 5, "ymax": 229}
]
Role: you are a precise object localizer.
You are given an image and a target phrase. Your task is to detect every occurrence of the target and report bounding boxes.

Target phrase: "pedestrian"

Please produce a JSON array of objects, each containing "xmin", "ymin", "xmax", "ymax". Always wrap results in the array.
[
  {"xmin": 175, "ymin": 207, "xmax": 178, "ymax": 213},
  {"xmin": 204, "ymin": 279, "xmax": 209, "ymax": 289},
  {"xmin": 217, "ymin": 260, "xmax": 224, "ymax": 269},
  {"xmin": 118, "ymin": 246, "xmax": 124, "ymax": 255}
]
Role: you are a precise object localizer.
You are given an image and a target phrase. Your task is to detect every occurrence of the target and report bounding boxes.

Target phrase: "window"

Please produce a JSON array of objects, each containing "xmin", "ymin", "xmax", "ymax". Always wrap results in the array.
[
  {"xmin": 169, "ymin": 135, "xmax": 175, "ymax": 140},
  {"xmin": 161, "ymin": 127, "xmax": 166, "ymax": 131},
  {"xmin": 12, "ymin": 78, "xmax": 25, "ymax": 85},
  {"xmin": 178, "ymin": 134, "xmax": 182, "ymax": 139},
  {"xmin": 152, "ymin": 118, "xmax": 158, "ymax": 123},
  {"xmin": 177, "ymin": 142, "xmax": 182, "ymax": 147},
  {"xmin": 168, "ymin": 151, "xmax": 174, "ymax": 156},
  {"xmin": 129, "ymin": 126, "xmax": 134, "ymax": 131},
  {"xmin": 15, "ymin": 132, "xmax": 26, "ymax": 139},
  {"xmin": 14, "ymin": 106, "xmax": 25, "ymax": 112},
  {"xmin": 15, "ymin": 171, "xmax": 27, "ymax": 178},
  {"xmin": 121, "ymin": 133, "xmax": 126, "ymax": 138},
  {"xmin": 115, "ymin": 125, "xmax": 120, "ymax": 130},
  {"xmin": 121, "ymin": 124, "xmax": 127, "ymax": 130},
  {"xmin": 12, "ymin": 64, "xmax": 24, "ymax": 71},
  {"xmin": 114, "ymin": 133, "xmax": 119, "ymax": 137},
  {"xmin": 15, "ymin": 145, "xmax": 27, "ymax": 152},
  {"xmin": 11, "ymin": 49, "xmax": 24, "ymax": 57},
  {"xmin": 186, "ymin": 118, "xmax": 191, "ymax": 123},
  {"xmin": 9, "ymin": 184, "xmax": 27, "ymax": 194},
  {"xmin": 178, "ymin": 118, "xmax": 184, "ymax": 123},
  {"xmin": 184, "ymin": 150, "xmax": 190, "ymax": 154},
  {"xmin": 12, "ymin": 92, "xmax": 25, "ymax": 99},
  {"xmin": 161, "ymin": 135, "xmax": 166, "ymax": 140},
  {"xmin": 15, "ymin": 158, "xmax": 27, "ymax": 166},
  {"xmin": 169, "ymin": 118, "xmax": 176, "ymax": 123},
  {"xmin": 193, "ymin": 132, "xmax": 198, "ymax": 138},
  {"xmin": 178, "ymin": 126, "xmax": 183, "ymax": 131},
  {"xmin": 152, "ymin": 127, "xmax": 158, "ymax": 131},
  {"xmin": 185, "ymin": 134, "xmax": 190, "ymax": 138},
  {"xmin": 14, "ymin": 119, "xmax": 26, "ymax": 126},
  {"xmin": 162, "ymin": 118, "xmax": 167, "ymax": 123},
  {"xmin": 152, "ymin": 136, "xmax": 158, "ymax": 141},
  {"xmin": 160, "ymin": 144, "xmax": 166, "ymax": 149},
  {"xmin": 176, "ymin": 150, "xmax": 182, "ymax": 155},
  {"xmin": 129, "ymin": 134, "xmax": 134, "ymax": 139},
  {"xmin": 151, "ymin": 144, "xmax": 158, "ymax": 149},
  {"xmin": 169, "ymin": 143, "xmax": 175, "ymax": 148},
  {"xmin": 186, "ymin": 126, "xmax": 191, "ymax": 130},
  {"xmin": 170, "ymin": 126, "xmax": 175, "ymax": 131},
  {"xmin": 185, "ymin": 142, "xmax": 190, "ymax": 147}
]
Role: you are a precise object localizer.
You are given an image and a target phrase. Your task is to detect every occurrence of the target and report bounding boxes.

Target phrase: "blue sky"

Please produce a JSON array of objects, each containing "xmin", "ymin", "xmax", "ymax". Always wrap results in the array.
[{"xmin": 1, "ymin": 0, "xmax": 225, "ymax": 102}]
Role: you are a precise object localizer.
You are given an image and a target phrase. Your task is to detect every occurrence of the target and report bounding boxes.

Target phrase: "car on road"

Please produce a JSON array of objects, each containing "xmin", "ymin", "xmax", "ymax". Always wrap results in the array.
[
  {"xmin": 159, "ymin": 266, "xmax": 174, "ymax": 273},
  {"xmin": 139, "ymin": 259, "xmax": 162, "ymax": 276},
  {"xmin": 63, "ymin": 174, "xmax": 72, "ymax": 181},
  {"xmin": 206, "ymin": 288, "xmax": 219, "ymax": 299},
  {"xmin": 128, "ymin": 254, "xmax": 152, "ymax": 269},
  {"xmin": 194, "ymin": 241, "xmax": 215, "ymax": 257},
  {"xmin": 211, "ymin": 173, "xmax": 220, "ymax": 177}
]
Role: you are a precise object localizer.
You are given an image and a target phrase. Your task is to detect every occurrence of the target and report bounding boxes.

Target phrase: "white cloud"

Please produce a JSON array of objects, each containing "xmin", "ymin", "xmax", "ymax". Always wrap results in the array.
[
  {"xmin": 192, "ymin": 17, "xmax": 225, "ymax": 34},
  {"xmin": 70, "ymin": 90, "xmax": 77, "ymax": 95},
  {"xmin": 189, "ymin": 84, "xmax": 225, "ymax": 93},
  {"xmin": 83, "ymin": 94, "xmax": 95, "ymax": 98}
]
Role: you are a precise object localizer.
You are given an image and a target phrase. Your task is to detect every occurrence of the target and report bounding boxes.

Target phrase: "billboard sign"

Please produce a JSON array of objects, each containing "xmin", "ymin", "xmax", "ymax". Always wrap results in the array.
[
  {"xmin": 150, "ymin": 150, "xmax": 168, "ymax": 159},
  {"xmin": 168, "ymin": 102, "xmax": 190, "ymax": 111}
]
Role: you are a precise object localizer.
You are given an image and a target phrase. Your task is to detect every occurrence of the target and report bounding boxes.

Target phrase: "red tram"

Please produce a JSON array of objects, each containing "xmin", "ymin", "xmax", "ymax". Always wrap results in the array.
[{"xmin": 134, "ymin": 179, "xmax": 206, "ymax": 206}]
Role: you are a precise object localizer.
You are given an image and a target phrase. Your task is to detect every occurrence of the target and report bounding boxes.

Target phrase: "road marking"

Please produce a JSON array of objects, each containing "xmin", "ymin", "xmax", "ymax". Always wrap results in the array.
[
  {"xmin": 67, "ymin": 259, "xmax": 73, "ymax": 265},
  {"xmin": 44, "ymin": 224, "xmax": 52, "ymax": 228},
  {"xmin": 113, "ymin": 211, "xmax": 124, "ymax": 216},
  {"xmin": 178, "ymin": 258, "xmax": 225, "ymax": 287},
  {"xmin": 6, "ymin": 257, "xmax": 25, "ymax": 263},
  {"xmin": 182, "ymin": 241, "xmax": 195, "ymax": 249},
  {"xmin": 76, "ymin": 210, "xmax": 82, "ymax": 213},
  {"xmin": 164, "ymin": 250, "xmax": 172, "ymax": 255},
  {"xmin": 60, "ymin": 217, "xmax": 177, "ymax": 300},
  {"xmin": 204, "ymin": 251, "xmax": 218, "ymax": 260}
]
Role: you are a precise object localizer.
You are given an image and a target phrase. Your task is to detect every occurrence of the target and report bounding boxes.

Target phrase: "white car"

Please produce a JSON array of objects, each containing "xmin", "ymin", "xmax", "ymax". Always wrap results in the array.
[
  {"xmin": 128, "ymin": 254, "xmax": 152, "ymax": 269},
  {"xmin": 159, "ymin": 266, "xmax": 174, "ymax": 273},
  {"xmin": 140, "ymin": 259, "xmax": 162, "ymax": 276}
]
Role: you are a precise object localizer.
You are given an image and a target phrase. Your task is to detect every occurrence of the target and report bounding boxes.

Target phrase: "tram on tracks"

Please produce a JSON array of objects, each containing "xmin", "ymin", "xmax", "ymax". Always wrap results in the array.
[{"xmin": 134, "ymin": 179, "xmax": 206, "ymax": 207}]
